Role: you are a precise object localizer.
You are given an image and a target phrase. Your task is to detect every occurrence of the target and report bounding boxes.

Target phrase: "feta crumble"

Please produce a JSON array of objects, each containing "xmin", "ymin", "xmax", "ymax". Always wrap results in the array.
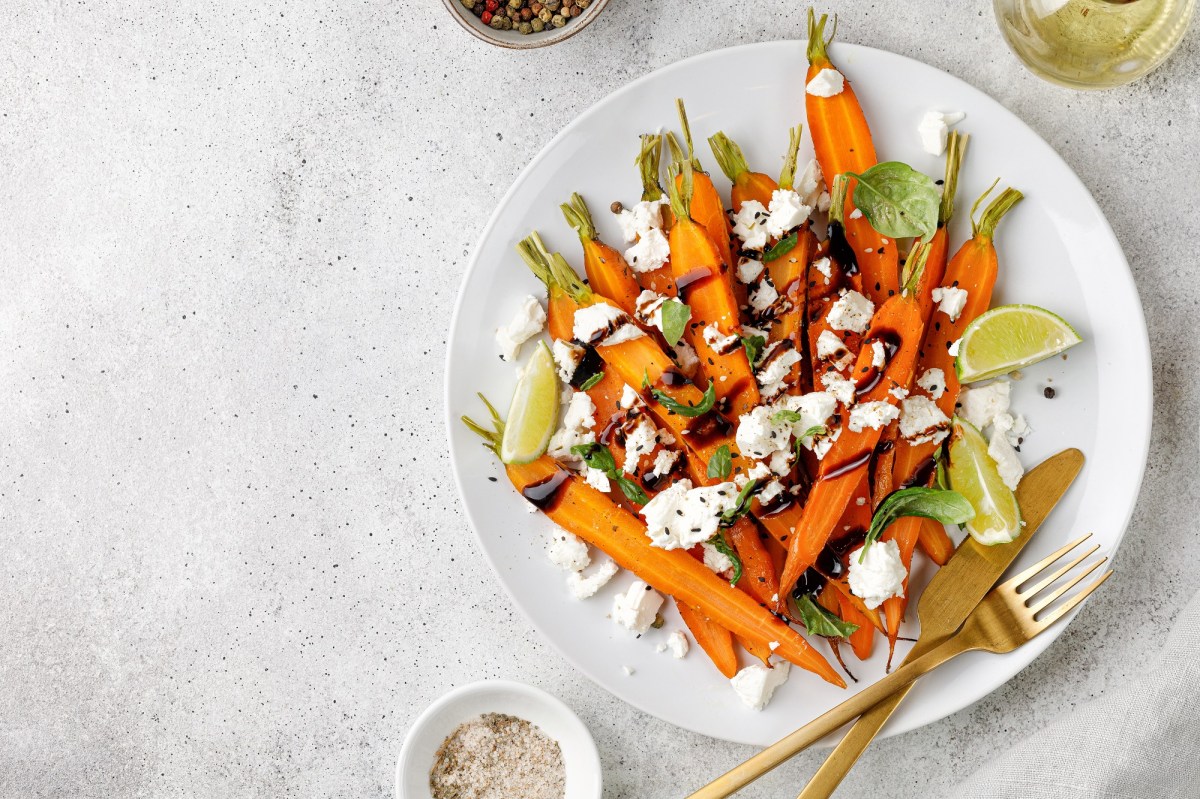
[
  {"xmin": 635, "ymin": 289, "xmax": 669, "ymax": 332},
  {"xmin": 611, "ymin": 580, "xmax": 665, "ymax": 634},
  {"xmin": 755, "ymin": 344, "xmax": 802, "ymax": 400},
  {"xmin": 614, "ymin": 198, "xmax": 667, "ymax": 243},
  {"xmin": 765, "ymin": 189, "xmax": 811, "ymax": 238},
  {"xmin": 703, "ymin": 323, "xmax": 740, "ymax": 355},
  {"xmin": 567, "ymin": 559, "xmax": 619, "ymax": 599},
  {"xmin": 572, "ymin": 302, "xmax": 645, "ymax": 347},
  {"xmin": 702, "ymin": 541, "xmax": 734, "ymax": 574},
  {"xmin": 870, "ymin": 340, "xmax": 887, "ymax": 368},
  {"xmin": 899, "ymin": 395, "xmax": 951, "ymax": 445},
  {"xmin": 639, "ymin": 479, "xmax": 740, "ymax": 550},
  {"xmin": 916, "ymin": 367, "xmax": 946, "ymax": 400},
  {"xmin": 957, "ymin": 381, "xmax": 1011, "ymax": 431},
  {"xmin": 495, "ymin": 295, "xmax": 547, "ymax": 361},
  {"xmin": 820, "ymin": 371, "xmax": 857, "ymax": 407},
  {"xmin": 848, "ymin": 539, "xmax": 907, "ymax": 609},
  {"xmin": 731, "ymin": 661, "xmax": 791, "ymax": 710},
  {"xmin": 732, "ymin": 200, "xmax": 770, "ymax": 251},
  {"xmin": 827, "ymin": 290, "xmax": 875, "ymax": 333},
  {"xmin": 672, "ymin": 340, "xmax": 700, "ymax": 374},
  {"xmin": 748, "ymin": 277, "xmax": 781, "ymax": 314},
  {"xmin": 623, "ymin": 417, "xmax": 662, "ymax": 474},
  {"xmin": 665, "ymin": 630, "xmax": 689, "ymax": 659},
  {"xmin": 918, "ymin": 109, "xmax": 966, "ymax": 156},
  {"xmin": 987, "ymin": 429, "xmax": 1024, "ymax": 490},
  {"xmin": 547, "ymin": 391, "xmax": 597, "ymax": 468},
  {"xmin": 584, "ymin": 467, "xmax": 612, "ymax": 493},
  {"xmin": 552, "ymin": 339, "xmax": 585, "ymax": 383},
  {"xmin": 736, "ymin": 257, "xmax": 765, "ymax": 285},
  {"xmin": 795, "ymin": 158, "xmax": 826, "ymax": 209},
  {"xmin": 625, "ymin": 227, "xmax": 671, "ymax": 273},
  {"xmin": 806, "ymin": 68, "xmax": 845, "ymax": 98},
  {"xmin": 812, "ymin": 256, "xmax": 834, "ymax": 285},
  {"xmin": 931, "ymin": 286, "xmax": 969, "ymax": 322},
  {"xmin": 848, "ymin": 400, "xmax": 900, "ymax": 432},
  {"xmin": 547, "ymin": 531, "xmax": 590, "ymax": 572}
]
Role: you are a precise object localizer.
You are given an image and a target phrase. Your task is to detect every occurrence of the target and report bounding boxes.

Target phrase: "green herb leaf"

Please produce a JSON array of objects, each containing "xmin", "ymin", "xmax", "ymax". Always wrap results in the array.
[
  {"xmin": 846, "ymin": 162, "xmax": 940, "ymax": 240},
  {"xmin": 763, "ymin": 232, "xmax": 799, "ymax": 262},
  {"xmin": 641, "ymin": 369, "xmax": 651, "ymax": 389},
  {"xmin": 933, "ymin": 446, "xmax": 950, "ymax": 490},
  {"xmin": 579, "ymin": 371, "xmax": 604, "ymax": 391},
  {"xmin": 571, "ymin": 442, "xmax": 649, "ymax": 505},
  {"xmin": 794, "ymin": 594, "xmax": 859, "ymax": 639},
  {"xmin": 660, "ymin": 299, "xmax": 691, "ymax": 347},
  {"xmin": 615, "ymin": 474, "xmax": 649, "ymax": 506},
  {"xmin": 863, "ymin": 487, "xmax": 975, "ymax": 557},
  {"xmin": 707, "ymin": 444, "xmax": 732, "ymax": 480},
  {"xmin": 720, "ymin": 479, "xmax": 759, "ymax": 526},
  {"xmin": 740, "ymin": 335, "xmax": 766, "ymax": 366},
  {"xmin": 772, "ymin": 409, "xmax": 804, "ymax": 424},
  {"xmin": 707, "ymin": 531, "xmax": 743, "ymax": 586},
  {"xmin": 651, "ymin": 379, "xmax": 716, "ymax": 418},
  {"xmin": 799, "ymin": 424, "xmax": 828, "ymax": 442}
]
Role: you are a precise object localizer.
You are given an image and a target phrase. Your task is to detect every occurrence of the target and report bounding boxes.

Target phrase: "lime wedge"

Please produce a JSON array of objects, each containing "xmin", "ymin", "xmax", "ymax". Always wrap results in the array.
[
  {"xmin": 947, "ymin": 416, "xmax": 1021, "ymax": 546},
  {"xmin": 955, "ymin": 304, "xmax": 1082, "ymax": 383},
  {"xmin": 500, "ymin": 341, "xmax": 561, "ymax": 464}
]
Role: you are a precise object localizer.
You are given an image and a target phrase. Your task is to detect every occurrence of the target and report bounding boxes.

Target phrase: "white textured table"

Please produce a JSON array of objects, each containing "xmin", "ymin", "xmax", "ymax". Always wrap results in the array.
[{"xmin": 2, "ymin": 2, "xmax": 1197, "ymax": 797}]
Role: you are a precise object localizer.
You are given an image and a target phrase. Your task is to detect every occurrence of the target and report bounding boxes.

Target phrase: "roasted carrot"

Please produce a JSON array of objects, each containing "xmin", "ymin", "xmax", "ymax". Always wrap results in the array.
[
  {"xmin": 666, "ymin": 158, "xmax": 762, "ymax": 418},
  {"xmin": 837, "ymin": 590, "xmax": 875, "ymax": 661},
  {"xmin": 629, "ymin": 134, "xmax": 679, "ymax": 297},
  {"xmin": 805, "ymin": 11, "xmax": 897, "ymax": 306},
  {"xmin": 677, "ymin": 601, "xmax": 739, "ymax": 679},
  {"xmin": 909, "ymin": 131, "xmax": 968, "ymax": 325},
  {"xmin": 917, "ymin": 517, "xmax": 955, "ymax": 566},
  {"xmin": 457, "ymin": 425, "xmax": 844, "ymax": 686},
  {"xmin": 708, "ymin": 130, "xmax": 778, "ymax": 211},
  {"xmin": 776, "ymin": 243, "xmax": 932, "ymax": 606},
  {"xmin": 671, "ymin": 101, "xmax": 735, "ymax": 273},
  {"xmin": 561, "ymin": 192, "xmax": 643, "ymax": 316}
]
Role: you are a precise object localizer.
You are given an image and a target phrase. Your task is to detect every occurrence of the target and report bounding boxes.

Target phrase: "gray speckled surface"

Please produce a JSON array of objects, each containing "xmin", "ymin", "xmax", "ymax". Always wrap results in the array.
[{"xmin": 1, "ymin": 1, "xmax": 1197, "ymax": 797}]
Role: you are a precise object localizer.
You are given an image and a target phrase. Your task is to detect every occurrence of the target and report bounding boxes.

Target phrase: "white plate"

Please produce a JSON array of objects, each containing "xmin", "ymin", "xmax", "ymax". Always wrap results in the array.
[{"xmin": 444, "ymin": 41, "xmax": 1151, "ymax": 746}]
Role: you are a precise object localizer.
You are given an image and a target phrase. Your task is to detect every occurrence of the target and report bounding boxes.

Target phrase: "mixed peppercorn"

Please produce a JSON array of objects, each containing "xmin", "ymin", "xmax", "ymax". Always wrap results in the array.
[{"xmin": 460, "ymin": 0, "xmax": 592, "ymax": 34}]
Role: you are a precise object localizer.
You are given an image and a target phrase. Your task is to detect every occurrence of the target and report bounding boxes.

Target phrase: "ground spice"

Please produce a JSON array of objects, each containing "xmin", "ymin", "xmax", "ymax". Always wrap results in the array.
[{"xmin": 430, "ymin": 712, "xmax": 565, "ymax": 799}]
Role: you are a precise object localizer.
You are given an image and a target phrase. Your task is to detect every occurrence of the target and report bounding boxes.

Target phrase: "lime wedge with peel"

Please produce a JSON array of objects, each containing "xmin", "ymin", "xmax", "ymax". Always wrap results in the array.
[
  {"xmin": 947, "ymin": 416, "xmax": 1021, "ymax": 546},
  {"xmin": 955, "ymin": 304, "xmax": 1082, "ymax": 383},
  {"xmin": 500, "ymin": 341, "xmax": 560, "ymax": 464}
]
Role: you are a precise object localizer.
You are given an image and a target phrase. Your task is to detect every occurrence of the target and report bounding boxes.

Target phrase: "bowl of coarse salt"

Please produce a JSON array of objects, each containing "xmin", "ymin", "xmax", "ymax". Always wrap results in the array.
[{"xmin": 396, "ymin": 680, "xmax": 602, "ymax": 799}]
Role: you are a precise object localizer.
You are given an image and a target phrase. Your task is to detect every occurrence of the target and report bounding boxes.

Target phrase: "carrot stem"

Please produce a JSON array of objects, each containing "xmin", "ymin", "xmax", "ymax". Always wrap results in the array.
[
  {"xmin": 778, "ymin": 124, "xmax": 803, "ymax": 190},
  {"xmin": 707, "ymin": 131, "xmax": 750, "ymax": 183},
  {"xmin": 560, "ymin": 192, "xmax": 598, "ymax": 242},
  {"xmin": 637, "ymin": 134, "xmax": 665, "ymax": 203},
  {"xmin": 806, "ymin": 10, "xmax": 837, "ymax": 66},
  {"xmin": 939, "ymin": 131, "xmax": 969, "ymax": 225},
  {"xmin": 974, "ymin": 186, "xmax": 1024, "ymax": 240}
]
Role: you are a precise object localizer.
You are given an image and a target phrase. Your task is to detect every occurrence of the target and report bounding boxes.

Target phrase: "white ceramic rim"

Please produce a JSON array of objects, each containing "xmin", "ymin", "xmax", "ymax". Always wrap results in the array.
[
  {"xmin": 395, "ymin": 679, "xmax": 602, "ymax": 799},
  {"xmin": 442, "ymin": 40, "xmax": 1153, "ymax": 744}
]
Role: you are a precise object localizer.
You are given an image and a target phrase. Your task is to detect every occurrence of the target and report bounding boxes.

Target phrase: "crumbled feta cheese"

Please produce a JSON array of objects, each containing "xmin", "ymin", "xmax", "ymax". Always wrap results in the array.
[
  {"xmin": 812, "ymin": 256, "xmax": 833, "ymax": 284},
  {"xmin": 918, "ymin": 109, "xmax": 966, "ymax": 156},
  {"xmin": 795, "ymin": 159, "xmax": 825, "ymax": 209},
  {"xmin": 612, "ymin": 580, "xmax": 665, "ymax": 634},
  {"xmin": 827, "ymin": 290, "xmax": 875, "ymax": 333},
  {"xmin": 993, "ymin": 412, "xmax": 1031, "ymax": 448},
  {"xmin": 703, "ymin": 323, "xmax": 740, "ymax": 354},
  {"xmin": 816, "ymin": 329, "xmax": 854, "ymax": 371},
  {"xmin": 547, "ymin": 531, "xmax": 590, "ymax": 572},
  {"xmin": 495, "ymin": 295, "xmax": 547, "ymax": 361},
  {"xmin": 623, "ymin": 417, "xmax": 661, "ymax": 473},
  {"xmin": 619, "ymin": 383, "xmax": 643, "ymax": 410},
  {"xmin": 848, "ymin": 400, "xmax": 901, "ymax": 433},
  {"xmin": 552, "ymin": 339, "xmax": 585, "ymax": 383},
  {"xmin": 757, "ymin": 479, "xmax": 786, "ymax": 507},
  {"xmin": 635, "ymin": 289, "xmax": 669, "ymax": 332},
  {"xmin": 732, "ymin": 200, "xmax": 770, "ymax": 251},
  {"xmin": 820, "ymin": 371, "xmax": 857, "ymax": 407},
  {"xmin": 547, "ymin": 391, "xmax": 597, "ymax": 468},
  {"xmin": 899, "ymin": 395, "xmax": 951, "ymax": 445},
  {"xmin": 766, "ymin": 189, "xmax": 811, "ymax": 238},
  {"xmin": 849, "ymin": 207, "xmax": 863, "ymax": 220},
  {"xmin": 741, "ymin": 324, "xmax": 770, "ymax": 341},
  {"xmin": 567, "ymin": 559, "xmax": 619, "ymax": 599},
  {"xmin": 672, "ymin": 340, "xmax": 700, "ymax": 374},
  {"xmin": 572, "ymin": 302, "xmax": 645, "ymax": 347},
  {"xmin": 650, "ymin": 447, "xmax": 679, "ymax": 479},
  {"xmin": 767, "ymin": 449, "xmax": 793, "ymax": 476},
  {"xmin": 735, "ymin": 406, "xmax": 791, "ymax": 460},
  {"xmin": 625, "ymin": 227, "xmax": 671, "ymax": 273},
  {"xmin": 749, "ymin": 277, "xmax": 780, "ymax": 313},
  {"xmin": 987, "ymin": 429, "xmax": 1024, "ymax": 490},
  {"xmin": 870, "ymin": 340, "xmax": 887, "ymax": 368},
  {"xmin": 702, "ymin": 542, "xmax": 734, "ymax": 574},
  {"xmin": 889, "ymin": 386, "xmax": 909, "ymax": 401},
  {"xmin": 817, "ymin": 191, "xmax": 831, "ymax": 212},
  {"xmin": 736, "ymin": 257, "xmax": 765, "ymax": 284},
  {"xmin": 806, "ymin": 68, "xmax": 845, "ymax": 98},
  {"xmin": 731, "ymin": 661, "xmax": 791, "ymax": 710},
  {"xmin": 584, "ymin": 467, "xmax": 611, "ymax": 493},
  {"xmin": 622, "ymin": 665, "xmax": 635, "ymax": 676},
  {"xmin": 756, "ymin": 344, "xmax": 802, "ymax": 400},
  {"xmin": 666, "ymin": 630, "xmax": 689, "ymax": 659},
  {"xmin": 947, "ymin": 338, "xmax": 961, "ymax": 357},
  {"xmin": 916, "ymin": 367, "xmax": 946, "ymax": 400},
  {"xmin": 848, "ymin": 539, "xmax": 907, "ymax": 609},
  {"xmin": 736, "ymin": 461, "xmax": 772, "ymax": 488},
  {"xmin": 957, "ymin": 381, "xmax": 1011, "ymax": 431},
  {"xmin": 639, "ymin": 479, "xmax": 741, "ymax": 550},
  {"xmin": 811, "ymin": 426, "xmax": 841, "ymax": 460},
  {"xmin": 614, "ymin": 198, "xmax": 667, "ymax": 243},
  {"xmin": 931, "ymin": 286, "xmax": 969, "ymax": 322}
]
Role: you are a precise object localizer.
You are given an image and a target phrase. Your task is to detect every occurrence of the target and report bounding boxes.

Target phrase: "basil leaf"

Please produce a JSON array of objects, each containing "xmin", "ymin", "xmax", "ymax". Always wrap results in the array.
[
  {"xmin": 772, "ymin": 409, "xmax": 804, "ymax": 424},
  {"xmin": 641, "ymin": 369, "xmax": 651, "ymax": 389},
  {"xmin": 579, "ymin": 371, "xmax": 604, "ymax": 391},
  {"xmin": 763, "ymin": 232, "xmax": 798, "ymax": 262},
  {"xmin": 615, "ymin": 475, "xmax": 649, "ymax": 506},
  {"xmin": 933, "ymin": 446, "xmax": 950, "ymax": 490},
  {"xmin": 651, "ymin": 379, "xmax": 716, "ymax": 418},
  {"xmin": 660, "ymin": 299, "xmax": 691, "ymax": 347},
  {"xmin": 720, "ymin": 479, "xmax": 759, "ymax": 525},
  {"xmin": 799, "ymin": 424, "xmax": 828, "ymax": 442},
  {"xmin": 863, "ymin": 487, "xmax": 975, "ymax": 557},
  {"xmin": 707, "ymin": 444, "xmax": 732, "ymax": 480},
  {"xmin": 795, "ymin": 594, "xmax": 859, "ymax": 639},
  {"xmin": 846, "ymin": 162, "xmax": 940, "ymax": 240},
  {"xmin": 740, "ymin": 335, "xmax": 766, "ymax": 366},
  {"xmin": 708, "ymin": 531, "xmax": 743, "ymax": 586},
  {"xmin": 571, "ymin": 442, "xmax": 616, "ymax": 475}
]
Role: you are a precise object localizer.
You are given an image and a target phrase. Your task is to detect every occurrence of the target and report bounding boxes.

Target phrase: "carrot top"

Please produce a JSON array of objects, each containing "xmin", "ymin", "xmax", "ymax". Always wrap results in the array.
[
  {"xmin": 778, "ymin": 124, "xmax": 803, "ymax": 190},
  {"xmin": 806, "ymin": 10, "xmax": 837, "ymax": 67},
  {"xmin": 516, "ymin": 231, "xmax": 591, "ymax": 304},
  {"xmin": 637, "ymin": 133, "xmax": 665, "ymax": 203},
  {"xmin": 560, "ymin": 192, "xmax": 598, "ymax": 242},
  {"xmin": 940, "ymin": 130, "xmax": 969, "ymax": 225},
  {"xmin": 973, "ymin": 184, "xmax": 1024, "ymax": 240},
  {"xmin": 707, "ymin": 131, "xmax": 750, "ymax": 184}
]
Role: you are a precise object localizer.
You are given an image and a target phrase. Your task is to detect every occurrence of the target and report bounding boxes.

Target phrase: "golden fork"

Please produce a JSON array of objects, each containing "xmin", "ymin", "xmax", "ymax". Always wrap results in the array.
[{"xmin": 688, "ymin": 532, "xmax": 1111, "ymax": 798}]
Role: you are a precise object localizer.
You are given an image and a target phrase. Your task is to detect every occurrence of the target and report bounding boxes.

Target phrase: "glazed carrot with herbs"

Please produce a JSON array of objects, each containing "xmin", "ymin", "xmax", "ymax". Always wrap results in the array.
[
  {"xmin": 459, "ymin": 411, "xmax": 845, "ymax": 687},
  {"xmin": 561, "ymin": 192, "xmax": 643, "ymax": 317},
  {"xmin": 805, "ymin": 11, "xmax": 898, "ymax": 306},
  {"xmin": 665, "ymin": 157, "xmax": 761, "ymax": 418},
  {"xmin": 670, "ymin": 101, "xmax": 736, "ymax": 273},
  {"xmin": 708, "ymin": 129, "xmax": 778, "ymax": 211},
  {"xmin": 676, "ymin": 601, "xmax": 739, "ymax": 678},
  {"xmin": 775, "ymin": 243, "xmax": 932, "ymax": 607},
  {"xmin": 837, "ymin": 590, "xmax": 875, "ymax": 660},
  {"xmin": 917, "ymin": 517, "xmax": 955, "ymax": 565},
  {"xmin": 628, "ymin": 134, "xmax": 679, "ymax": 297}
]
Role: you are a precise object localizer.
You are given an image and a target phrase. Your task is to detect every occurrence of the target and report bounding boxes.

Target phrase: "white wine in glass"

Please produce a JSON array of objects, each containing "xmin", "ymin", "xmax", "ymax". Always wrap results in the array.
[{"xmin": 994, "ymin": 0, "xmax": 1195, "ymax": 88}]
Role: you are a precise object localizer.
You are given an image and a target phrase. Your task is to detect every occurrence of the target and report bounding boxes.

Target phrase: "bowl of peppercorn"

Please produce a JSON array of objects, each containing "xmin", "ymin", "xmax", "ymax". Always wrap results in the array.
[{"xmin": 444, "ymin": 0, "xmax": 610, "ymax": 48}]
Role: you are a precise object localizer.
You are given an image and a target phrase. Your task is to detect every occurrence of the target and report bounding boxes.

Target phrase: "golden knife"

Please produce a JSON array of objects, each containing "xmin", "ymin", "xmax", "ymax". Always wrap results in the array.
[{"xmin": 686, "ymin": 448, "xmax": 1086, "ymax": 799}]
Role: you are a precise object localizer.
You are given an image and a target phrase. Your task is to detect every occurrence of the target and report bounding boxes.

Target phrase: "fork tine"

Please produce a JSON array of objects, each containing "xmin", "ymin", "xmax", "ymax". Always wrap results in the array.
[
  {"xmin": 1028, "ymin": 557, "xmax": 1107, "ymax": 614},
  {"xmin": 1006, "ymin": 534, "xmax": 1093, "ymax": 590},
  {"xmin": 1035, "ymin": 569, "xmax": 1113, "ymax": 629},
  {"xmin": 1021, "ymin": 543, "xmax": 1100, "ymax": 600}
]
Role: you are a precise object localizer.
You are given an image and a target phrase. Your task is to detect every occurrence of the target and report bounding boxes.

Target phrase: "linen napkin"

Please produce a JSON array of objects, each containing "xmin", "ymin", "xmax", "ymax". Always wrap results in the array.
[{"xmin": 939, "ymin": 589, "xmax": 1200, "ymax": 798}]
